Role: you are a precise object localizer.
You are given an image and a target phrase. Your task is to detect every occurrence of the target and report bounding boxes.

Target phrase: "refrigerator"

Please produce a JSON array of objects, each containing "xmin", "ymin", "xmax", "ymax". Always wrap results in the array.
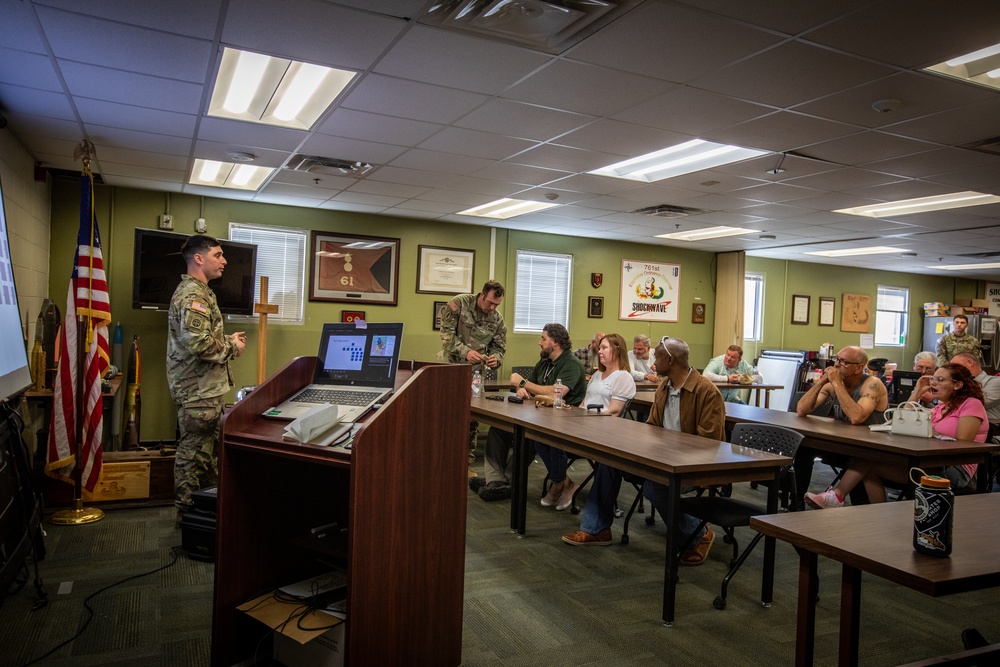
[
  {"xmin": 922, "ymin": 314, "xmax": 998, "ymax": 371},
  {"xmin": 755, "ymin": 349, "xmax": 808, "ymax": 412}
]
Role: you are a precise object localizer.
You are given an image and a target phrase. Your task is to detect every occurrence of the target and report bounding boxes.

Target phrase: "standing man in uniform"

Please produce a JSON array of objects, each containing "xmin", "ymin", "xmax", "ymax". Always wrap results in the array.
[
  {"xmin": 937, "ymin": 314, "xmax": 982, "ymax": 366},
  {"xmin": 438, "ymin": 279, "xmax": 506, "ymax": 477},
  {"xmin": 167, "ymin": 235, "xmax": 246, "ymax": 523}
]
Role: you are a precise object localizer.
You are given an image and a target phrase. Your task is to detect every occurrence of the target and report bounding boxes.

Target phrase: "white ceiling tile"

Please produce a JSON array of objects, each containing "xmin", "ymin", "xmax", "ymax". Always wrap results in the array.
[
  {"xmin": 677, "ymin": 0, "xmax": 872, "ymax": 36},
  {"xmin": 58, "ymin": 61, "xmax": 204, "ymax": 114},
  {"xmin": 418, "ymin": 127, "xmax": 536, "ymax": 161},
  {"xmin": 374, "ymin": 25, "xmax": 551, "ymax": 94},
  {"xmin": 506, "ymin": 143, "xmax": 623, "ymax": 173},
  {"xmin": 0, "ymin": 47, "xmax": 62, "ymax": 91},
  {"xmin": 432, "ymin": 176, "xmax": 521, "ymax": 197},
  {"xmin": 795, "ymin": 131, "xmax": 938, "ymax": 166},
  {"xmin": 0, "ymin": 83, "xmax": 76, "ymax": 120},
  {"xmin": 40, "ymin": 0, "xmax": 224, "ymax": 39},
  {"xmin": 568, "ymin": 2, "xmax": 782, "ymax": 83},
  {"xmin": 330, "ymin": 191, "xmax": 406, "ymax": 207},
  {"xmin": 393, "ymin": 199, "xmax": 465, "ymax": 214},
  {"xmin": 106, "ymin": 175, "xmax": 184, "ymax": 192},
  {"xmin": 87, "ymin": 125, "xmax": 193, "ymax": 156},
  {"xmin": 782, "ymin": 167, "xmax": 902, "ymax": 192},
  {"xmin": 297, "ymin": 133, "xmax": 406, "ymax": 165},
  {"xmin": 454, "ymin": 99, "xmax": 596, "ymax": 142},
  {"xmin": 556, "ymin": 119, "xmax": 690, "ymax": 157},
  {"xmin": 694, "ymin": 41, "xmax": 894, "ymax": 109},
  {"xmin": 883, "ymin": 97, "xmax": 1000, "ymax": 147},
  {"xmin": 388, "ymin": 148, "xmax": 495, "ymax": 175},
  {"xmin": 96, "ymin": 147, "xmax": 189, "ymax": 171},
  {"xmin": 316, "ymin": 200, "xmax": 388, "ymax": 213},
  {"xmin": 842, "ymin": 180, "xmax": 957, "ymax": 202},
  {"xmin": 415, "ymin": 189, "xmax": 494, "ymax": 206},
  {"xmin": 365, "ymin": 165, "xmax": 457, "ymax": 188},
  {"xmin": 192, "ymin": 141, "xmax": 291, "ymax": 168},
  {"xmin": 345, "ymin": 179, "xmax": 430, "ymax": 199},
  {"xmin": 471, "ymin": 161, "xmax": 571, "ymax": 187},
  {"xmin": 315, "ymin": 109, "xmax": 442, "ymax": 146},
  {"xmin": 260, "ymin": 182, "xmax": 335, "ymax": 200},
  {"xmin": 613, "ymin": 86, "xmax": 775, "ymax": 137},
  {"xmin": 343, "ymin": 74, "xmax": 489, "ymax": 124},
  {"xmin": 706, "ymin": 110, "xmax": 861, "ymax": 153},
  {"xmin": 77, "ymin": 99, "xmax": 197, "ymax": 138}
]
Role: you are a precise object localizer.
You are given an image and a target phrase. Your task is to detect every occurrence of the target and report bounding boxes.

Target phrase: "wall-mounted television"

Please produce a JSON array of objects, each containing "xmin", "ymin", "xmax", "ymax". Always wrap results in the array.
[
  {"xmin": 132, "ymin": 229, "xmax": 258, "ymax": 316},
  {"xmin": 0, "ymin": 169, "xmax": 32, "ymax": 403}
]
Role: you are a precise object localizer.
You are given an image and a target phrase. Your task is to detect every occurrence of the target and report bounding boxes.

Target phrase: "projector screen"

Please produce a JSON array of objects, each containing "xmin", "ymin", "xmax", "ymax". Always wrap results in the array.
[{"xmin": 0, "ymin": 170, "xmax": 32, "ymax": 403}]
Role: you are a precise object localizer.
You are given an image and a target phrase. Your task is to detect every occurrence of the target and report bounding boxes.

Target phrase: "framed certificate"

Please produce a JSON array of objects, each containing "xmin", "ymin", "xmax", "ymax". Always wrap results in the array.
[
  {"xmin": 819, "ymin": 297, "xmax": 835, "ymax": 326},
  {"xmin": 417, "ymin": 245, "xmax": 475, "ymax": 295},
  {"xmin": 791, "ymin": 294, "xmax": 810, "ymax": 325}
]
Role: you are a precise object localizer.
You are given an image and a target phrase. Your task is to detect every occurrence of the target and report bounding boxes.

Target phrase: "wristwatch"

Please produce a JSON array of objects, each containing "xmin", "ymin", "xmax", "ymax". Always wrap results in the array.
[{"xmin": 518, "ymin": 379, "xmax": 526, "ymax": 388}]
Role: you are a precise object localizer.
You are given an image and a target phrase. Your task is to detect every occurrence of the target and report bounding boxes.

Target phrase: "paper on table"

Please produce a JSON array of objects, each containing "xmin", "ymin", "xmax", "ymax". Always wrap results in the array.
[{"xmin": 282, "ymin": 404, "xmax": 344, "ymax": 445}]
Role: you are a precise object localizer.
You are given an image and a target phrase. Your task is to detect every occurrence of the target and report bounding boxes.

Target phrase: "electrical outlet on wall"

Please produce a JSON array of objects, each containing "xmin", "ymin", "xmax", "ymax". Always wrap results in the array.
[
  {"xmin": 159, "ymin": 214, "xmax": 173, "ymax": 230},
  {"xmin": 195, "ymin": 218, "xmax": 206, "ymax": 233}
]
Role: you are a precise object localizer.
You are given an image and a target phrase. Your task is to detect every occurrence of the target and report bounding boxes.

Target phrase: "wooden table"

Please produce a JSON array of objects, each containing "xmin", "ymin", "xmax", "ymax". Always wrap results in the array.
[
  {"xmin": 751, "ymin": 495, "xmax": 1000, "ymax": 666},
  {"xmin": 470, "ymin": 397, "xmax": 790, "ymax": 626},
  {"xmin": 724, "ymin": 403, "xmax": 999, "ymax": 493},
  {"xmin": 632, "ymin": 383, "xmax": 784, "ymax": 409}
]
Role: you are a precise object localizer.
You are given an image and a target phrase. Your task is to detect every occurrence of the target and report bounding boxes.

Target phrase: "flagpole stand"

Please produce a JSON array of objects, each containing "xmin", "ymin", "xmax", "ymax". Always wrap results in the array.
[{"xmin": 50, "ymin": 499, "xmax": 104, "ymax": 525}]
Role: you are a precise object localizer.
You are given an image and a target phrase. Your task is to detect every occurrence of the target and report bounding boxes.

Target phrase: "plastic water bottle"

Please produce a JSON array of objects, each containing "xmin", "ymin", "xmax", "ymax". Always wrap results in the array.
[
  {"xmin": 913, "ymin": 473, "xmax": 953, "ymax": 557},
  {"xmin": 471, "ymin": 369, "xmax": 482, "ymax": 399},
  {"xmin": 553, "ymin": 378, "xmax": 565, "ymax": 408}
]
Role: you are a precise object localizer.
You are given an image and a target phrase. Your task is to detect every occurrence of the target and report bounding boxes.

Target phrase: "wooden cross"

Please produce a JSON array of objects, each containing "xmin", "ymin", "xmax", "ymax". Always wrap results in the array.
[{"xmin": 254, "ymin": 276, "xmax": 279, "ymax": 384}]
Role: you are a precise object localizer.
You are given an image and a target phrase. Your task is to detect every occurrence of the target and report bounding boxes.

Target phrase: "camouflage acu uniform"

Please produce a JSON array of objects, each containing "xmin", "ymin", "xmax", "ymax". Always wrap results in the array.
[
  {"xmin": 167, "ymin": 275, "xmax": 239, "ymax": 511},
  {"xmin": 437, "ymin": 292, "xmax": 507, "ymax": 459},
  {"xmin": 937, "ymin": 332, "xmax": 982, "ymax": 366}
]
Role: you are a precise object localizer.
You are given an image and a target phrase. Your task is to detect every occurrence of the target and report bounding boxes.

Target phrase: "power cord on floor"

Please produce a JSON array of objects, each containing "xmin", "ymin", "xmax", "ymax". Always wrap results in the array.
[{"xmin": 21, "ymin": 545, "xmax": 182, "ymax": 666}]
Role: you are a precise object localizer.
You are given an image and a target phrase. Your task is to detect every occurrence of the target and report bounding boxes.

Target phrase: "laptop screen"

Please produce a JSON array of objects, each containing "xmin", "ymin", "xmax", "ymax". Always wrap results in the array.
[{"xmin": 314, "ymin": 322, "xmax": 403, "ymax": 387}]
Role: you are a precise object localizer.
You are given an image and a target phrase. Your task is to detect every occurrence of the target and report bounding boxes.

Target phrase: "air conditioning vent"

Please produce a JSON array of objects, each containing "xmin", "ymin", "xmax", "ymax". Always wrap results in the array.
[
  {"xmin": 958, "ymin": 136, "xmax": 1000, "ymax": 156},
  {"xmin": 631, "ymin": 204, "xmax": 709, "ymax": 218},
  {"xmin": 285, "ymin": 154, "xmax": 374, "ymax": 177},
  {"xmin": 418, "ymin": 0, "xmax": 642, "ymax": 55}
]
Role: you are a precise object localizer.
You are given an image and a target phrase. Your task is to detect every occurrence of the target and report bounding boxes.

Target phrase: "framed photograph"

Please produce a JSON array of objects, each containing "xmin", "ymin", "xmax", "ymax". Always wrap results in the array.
[
  {"xmin": 819, "ymin": 297, "xmax": 835, "ymax": 327},
  {"xmin": 692, "ymin": 302, "xmax": 706, "ymax": 324},
  {"xmin": 841, "ymin": 292, "xmax": 872, "ymax": 333},
  {"xmin": 341, "ymin": 310, "xmax": 365, "ymax": 323},
  {"xmin": 432, "ymin": 301, "xmax": 449, "ymax": 330},
  {"xmin": 417, "ymin": 245, "xmax": 475, "ymax": 295},
  {"xmin": 309, "ymin": 231, "xmax": 400, "ymax": 305},
  {"xmin": 588, "ymin": 296, "xmax": 604, "ymax": 318},
  {"xmin": 791, "ymin": 294, "xmax": 810, "ymax": 325}
]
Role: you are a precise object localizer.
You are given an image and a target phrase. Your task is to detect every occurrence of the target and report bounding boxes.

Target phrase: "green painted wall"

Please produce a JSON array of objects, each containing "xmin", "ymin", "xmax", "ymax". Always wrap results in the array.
[{"xmin": 49, "ymin": 177, "xmax": 988, "ymax": 442}]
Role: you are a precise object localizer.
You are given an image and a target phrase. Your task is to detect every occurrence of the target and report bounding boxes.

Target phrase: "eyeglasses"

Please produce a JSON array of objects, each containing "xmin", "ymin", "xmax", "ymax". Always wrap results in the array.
[
  {"xmin": 931, "ymin": 375, "xmax": 952, "ymax": 383},
  {"xmin": 835, "ymin": 357, "xmax": 862, "ymax": 366},
  {"xmin": 660, "ymin": 335, "xmax": 670, "ymax": 347}
]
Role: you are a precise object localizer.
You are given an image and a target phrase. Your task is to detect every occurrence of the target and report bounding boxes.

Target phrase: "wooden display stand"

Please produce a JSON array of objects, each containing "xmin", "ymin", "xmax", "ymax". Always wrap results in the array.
[{"xmin": 211, "ymin": 357, "xmax": 470, "ymax": 667}]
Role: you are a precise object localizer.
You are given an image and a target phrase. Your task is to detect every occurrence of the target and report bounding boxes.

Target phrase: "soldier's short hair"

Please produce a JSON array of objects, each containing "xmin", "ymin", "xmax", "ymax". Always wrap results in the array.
[
  {"xmin": 481, "ymin": 280, "xmax": 504, "ymax": 299},
  {"xmin": 181, "ymin": 235, "xmax": 221, "ymax": 263},
  {"xmin": 954, "ymin": 314, "xmax": 969, "ymax": 324},
  {"xmin": 542, "ymin": 323, "xmax": 572, "ymax": 351}
]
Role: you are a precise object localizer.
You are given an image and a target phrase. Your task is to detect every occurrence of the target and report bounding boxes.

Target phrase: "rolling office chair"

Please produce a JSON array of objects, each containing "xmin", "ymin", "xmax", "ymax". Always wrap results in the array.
[
  {"xmin": 541, "ymin": 398, "xmax": 633, "ymax": 515},
  {"xmin": 678, "ymin": 423, "xmax": 803, "ymax": 610}
]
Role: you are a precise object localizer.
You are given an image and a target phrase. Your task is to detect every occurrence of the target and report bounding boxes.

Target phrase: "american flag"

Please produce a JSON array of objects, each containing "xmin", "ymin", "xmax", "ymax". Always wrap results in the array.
[{"xmin": 45, "ymin": 167, "xmax": 111, "ymax": 492}]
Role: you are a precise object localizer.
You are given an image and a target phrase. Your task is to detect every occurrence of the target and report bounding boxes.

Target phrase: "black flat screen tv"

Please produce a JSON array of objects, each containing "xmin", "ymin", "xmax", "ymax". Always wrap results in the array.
[
  {"xmin": 132, "ymin": 229, "xmax": 258, "ymax": 315},
  {"xmin": 0, "ymin": 169, "xmax": 32, "ymax": 402}
]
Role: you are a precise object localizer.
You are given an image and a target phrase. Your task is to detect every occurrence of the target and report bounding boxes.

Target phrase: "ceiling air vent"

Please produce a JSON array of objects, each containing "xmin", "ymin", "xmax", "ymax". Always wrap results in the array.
[
  {"xmin": 418, "ymin": 0, "xmax": 643, "ymax": 55},
  {"xmin": 285, "ymin": 154, "xmax": 374, "ymax": 177},
  {"xmin": 958, "ymin": 136, "xmax": 1000, "ymax": 156},
  {"xmin": 631, "ymin": 204, "xmax": 708, "ymax": 218}
]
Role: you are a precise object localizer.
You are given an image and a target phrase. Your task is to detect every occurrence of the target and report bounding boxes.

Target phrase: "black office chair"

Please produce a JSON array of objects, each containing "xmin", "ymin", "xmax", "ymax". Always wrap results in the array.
[
  {"xmin": 541, "ymin": 398, "xmax": 633, "ymax": 514},
  {"xmin": 679, "ymin": 422, "xmax": 804, "ymax": 610},
  {"xmin": 511, "ymin": 365, "xmax": 533, "ymax": 378}
]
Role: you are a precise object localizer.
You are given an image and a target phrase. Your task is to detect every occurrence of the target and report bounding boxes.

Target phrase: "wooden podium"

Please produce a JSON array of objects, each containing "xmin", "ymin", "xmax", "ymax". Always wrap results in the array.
[{"xmin": 211, "ymin": 357, "xmax": 470, "ymax": 666}]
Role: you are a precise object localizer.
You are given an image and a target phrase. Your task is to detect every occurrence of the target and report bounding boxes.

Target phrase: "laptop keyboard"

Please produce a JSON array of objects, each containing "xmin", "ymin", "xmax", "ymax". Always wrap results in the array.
[{"xmin": 294, "ymin": 388, "xmax": 378, "ymax": 406}]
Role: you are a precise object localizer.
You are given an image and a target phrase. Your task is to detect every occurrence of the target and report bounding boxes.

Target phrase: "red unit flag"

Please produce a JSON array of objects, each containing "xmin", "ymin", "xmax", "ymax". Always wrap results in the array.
[{"xmin": 46, "ymin": 167, "xmax": 111, "ymax": 492}]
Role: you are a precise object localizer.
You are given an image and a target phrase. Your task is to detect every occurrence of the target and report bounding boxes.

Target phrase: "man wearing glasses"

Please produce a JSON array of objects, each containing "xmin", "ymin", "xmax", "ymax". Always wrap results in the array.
[{"xmin": 793, "ymin": 346, "xmax": 889, "ymax": 507}]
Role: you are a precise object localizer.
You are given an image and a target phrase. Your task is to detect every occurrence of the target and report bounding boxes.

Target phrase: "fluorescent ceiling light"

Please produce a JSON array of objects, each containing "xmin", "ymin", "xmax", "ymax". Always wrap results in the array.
[
  {"xmin": 833, "ymin": 191, "xmax": 1000, "ymax": 218},
  {"xmin": 929, "ymin": 262, "xmax": 1000, "ymax": 271},
  {"xmin": 656, "ymin": 225, "xmax": 760, "ymax": 241},
  {"xmin": 189, "ymin": 159, "xmax": 274, "ymax": 191},
  {"xmin": 926, "ymin": 43, "xmax": 1000, "ymax": 91},
  {"xmin": 457, "ymin": 198, "xmax": 558, "ymax": 220},
  {"xmin": 589, "ymin": 139, "xmax": 768, "ymax": 183},
  {"xmin": 806, "ymin": 246, "xmax": 905, "ymax": 258},
  {"xmin": 209, "ymin": 47, "xmax": 355, "ymax": 130}
]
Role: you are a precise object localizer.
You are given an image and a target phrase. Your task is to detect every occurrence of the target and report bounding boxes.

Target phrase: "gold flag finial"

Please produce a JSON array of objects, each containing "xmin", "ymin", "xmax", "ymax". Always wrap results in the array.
[{"xmin": 73, "ymin": 139, "xmax": 97, "ymax": 168}]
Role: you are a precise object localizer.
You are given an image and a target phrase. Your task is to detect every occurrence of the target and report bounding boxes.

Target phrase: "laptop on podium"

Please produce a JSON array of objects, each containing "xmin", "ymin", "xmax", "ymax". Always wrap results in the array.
[{"xmin": 264, "ymin": 321, "xmax": 403, "ymax": 422}]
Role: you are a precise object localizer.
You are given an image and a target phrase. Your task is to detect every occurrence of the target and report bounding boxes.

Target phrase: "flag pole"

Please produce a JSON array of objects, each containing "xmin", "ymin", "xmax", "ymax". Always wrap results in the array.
[{"xmin": 50, "ymin": 141, "xmax": 105, "ymax": 525}]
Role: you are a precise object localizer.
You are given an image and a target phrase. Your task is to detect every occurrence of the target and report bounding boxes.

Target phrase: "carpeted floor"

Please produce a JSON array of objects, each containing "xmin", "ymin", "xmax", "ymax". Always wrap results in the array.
[{"xmin": 1, "ymin": 457, "xmax": 997, "ymax": 666}]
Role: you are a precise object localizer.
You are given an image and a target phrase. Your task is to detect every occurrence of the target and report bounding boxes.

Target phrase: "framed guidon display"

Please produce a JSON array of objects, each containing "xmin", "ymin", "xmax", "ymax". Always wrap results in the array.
[
  {"xmin": 620, "ymin": 259, "xmax": 680, "ymax": 322},
  {"xmin": 310, "ymin": 231, "xmax": 400, "ymax": 305},
  {"xmin": 417, "ymin": 245, "xmax": 475, "ymax": 295}
]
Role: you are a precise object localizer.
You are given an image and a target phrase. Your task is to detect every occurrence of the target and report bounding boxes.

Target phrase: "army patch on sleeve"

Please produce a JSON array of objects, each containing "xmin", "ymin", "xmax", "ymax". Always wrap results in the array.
[
  {"xmin": 190, "ymin": 301, "xmax": 208, "ymax": 314},
  {"xmin": 184, "ymin": 310, "xmax": 207, "ymax": 332}
]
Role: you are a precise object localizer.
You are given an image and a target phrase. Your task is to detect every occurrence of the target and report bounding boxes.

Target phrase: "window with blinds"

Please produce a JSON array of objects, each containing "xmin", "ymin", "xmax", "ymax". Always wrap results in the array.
[
  {"xmin": 743, "ymin": 273, "xmax": 764, "ymax": 341},
  {"xmin": 228, "ymin": 223, "xmax": 307, "ymax": 324},
  {"xmin": 513, "ymin": 250, "xmax": 572, "ymax": 333},
  {"xmin": 875, "ymin": 285, "xmax": 908, "ymax": 347}
]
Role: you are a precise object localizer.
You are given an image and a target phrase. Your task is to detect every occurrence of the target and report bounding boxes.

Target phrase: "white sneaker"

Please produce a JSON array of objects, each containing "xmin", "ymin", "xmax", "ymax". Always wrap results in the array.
[
  {"xmin": 804, "ymin": 489, "xmax": 844, "ymax": 509},
  {"xmin": 540, "ymin": 480, "xmax": 562, "ymax": 507},
  {"xmin": 555, "ymin": 479, "xmax": 578, "ymax": 511}
]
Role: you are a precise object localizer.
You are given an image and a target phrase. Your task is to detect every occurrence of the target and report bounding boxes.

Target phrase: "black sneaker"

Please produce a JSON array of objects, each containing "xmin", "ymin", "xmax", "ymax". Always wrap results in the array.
[
  {"xmin": 469, "ymin": 477, "xmax": 486, "ymax": 493},
  {"xmin": 478, "ymin": 481, "xmax": 511, "ymax": 502}
]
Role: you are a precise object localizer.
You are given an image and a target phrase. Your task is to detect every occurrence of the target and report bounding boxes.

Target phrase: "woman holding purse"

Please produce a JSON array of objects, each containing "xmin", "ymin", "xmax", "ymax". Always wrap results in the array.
[{"xmin": 806, "ymin": 363, "xmax": 988, "ymax": 508}]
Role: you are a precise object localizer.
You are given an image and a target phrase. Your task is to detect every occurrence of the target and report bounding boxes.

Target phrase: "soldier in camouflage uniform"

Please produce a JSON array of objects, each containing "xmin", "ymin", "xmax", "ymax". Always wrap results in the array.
[
  {"xmin": 937, "ymin": 314, "xmax": 982, "ymax": 366},
  {"xmin": 437, "ymin": 280, "xmax": 506, "ymax": 476},
  {"xmin": 167, "ymin": 235, "xmax": 246, "ymax": 521}
]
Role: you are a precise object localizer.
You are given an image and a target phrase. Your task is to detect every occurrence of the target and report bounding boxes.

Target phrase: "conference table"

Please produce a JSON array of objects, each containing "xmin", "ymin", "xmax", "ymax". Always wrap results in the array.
[
  {"xmin": 723, "ymin": 403, "xmax": 999, "ymax": 493},
  {"xmin": 751, "ymin": 494, "xmax": 1000, "ymax": 666},
  {"xmin": 469, "ymin": 396, "xmax": 791, "ymax": 626}
]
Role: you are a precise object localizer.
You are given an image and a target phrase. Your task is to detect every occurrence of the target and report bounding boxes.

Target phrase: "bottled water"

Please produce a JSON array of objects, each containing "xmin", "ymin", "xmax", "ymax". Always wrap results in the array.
[
  {"xmin": 553, "ymin": 378, "xmax": 565, "ymax": 408},
  {"xmin": 471, "ymin": 369, "xmax": 482, "ymax": 398}
]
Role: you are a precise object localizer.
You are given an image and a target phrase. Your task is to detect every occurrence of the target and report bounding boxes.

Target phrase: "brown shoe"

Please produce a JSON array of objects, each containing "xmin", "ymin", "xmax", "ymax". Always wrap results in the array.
[
  {"xmin": 680, "ymin": 527, "xmax": 715, "ymax": 566},
  {"xmin": 561, "ymin": 528, "xmax": 613, "ymax": 546},
  {"xmin": 468, "ymin": 466, "xmax": 478, "ymax": 479}
]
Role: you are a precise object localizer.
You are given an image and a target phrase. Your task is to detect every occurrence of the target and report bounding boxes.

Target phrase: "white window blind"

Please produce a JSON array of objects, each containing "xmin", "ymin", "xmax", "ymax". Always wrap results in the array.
[
  {"xmin": 513, "ymin": 250, "xmax": 572, "ymax": 333},
  {"xmin": 874, "ymin": 285, "xmax": 908, "ymax": 347},
  {"xmin": 743, "ymin": 273, "xmax": 764, "ymax": 341},
  {"xmin": 228, "ymin": 223, "xmax": 307, "ymax": 324}
]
